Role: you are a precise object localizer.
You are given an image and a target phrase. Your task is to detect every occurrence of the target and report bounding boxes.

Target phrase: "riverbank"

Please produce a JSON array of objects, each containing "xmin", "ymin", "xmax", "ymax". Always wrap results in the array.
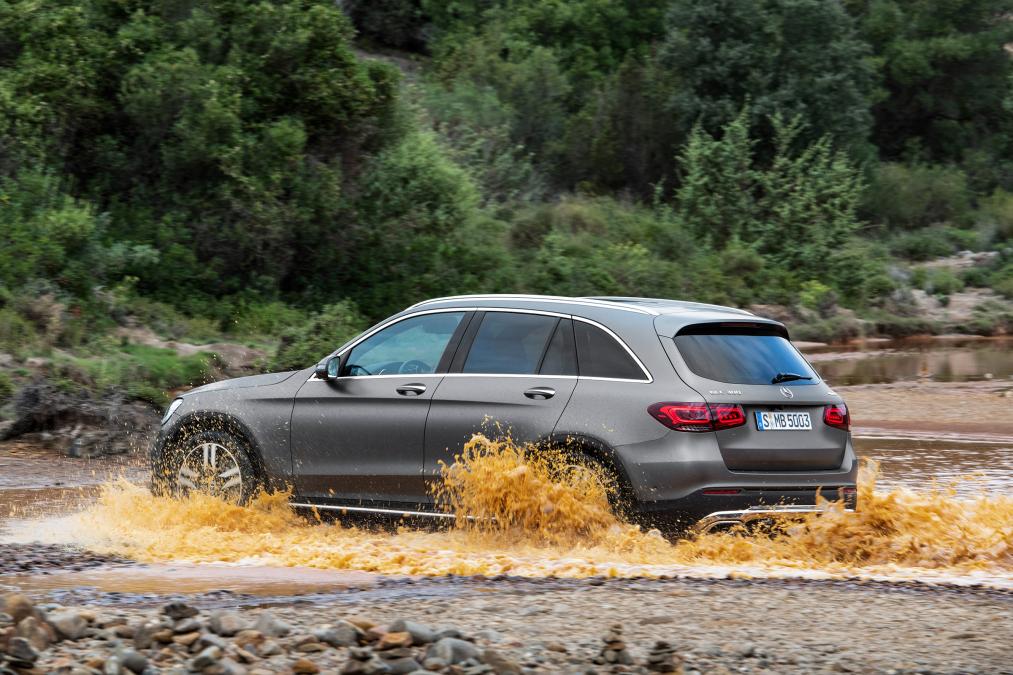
[{"xmin": 3, "ymin": 576, "xmax": 1012, "ymax": 675}]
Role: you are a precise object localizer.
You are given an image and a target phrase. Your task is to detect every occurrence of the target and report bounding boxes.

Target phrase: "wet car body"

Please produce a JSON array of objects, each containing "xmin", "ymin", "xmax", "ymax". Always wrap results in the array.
[{"xmin": 153, "ymin": 295, "xmax": 858, "ymax": 531}]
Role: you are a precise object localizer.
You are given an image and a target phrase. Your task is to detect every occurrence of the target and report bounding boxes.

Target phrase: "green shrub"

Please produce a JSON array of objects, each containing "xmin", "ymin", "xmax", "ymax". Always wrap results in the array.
[
  {"xmin": 0, "ymin": 307, "xmax": 39, "ymax": 357},
  {"xmin": 867, "ymin": 313, "xmax": 942, "ymax": 338},
  {"xmin": 789, "ymin": 315, "xmax": 862, "ymax": 344},
  {"xmin": 228, "ymin": 301, "xmax": 307, "ymax": 340},
  {"xmin": 272, "ymin": 301, "xmax": 368, "ymax": 372},
  {"xmin": 921, "ymin": 268, "xmax": 965, "ymax": 296},
  {"xmin": 977, "ymin": 190, "xmax": 1013, "ymax": 245},
  {"xmin": 890, "ymin": 225, "xmax": 981, "ymax": 261},
  {"xmin": 0, "ymin": 371, "xmax": 15, "ymax": 404},
  {"xmin": 862, "ymin": 163, "xmax": 972, "ymax": 230},
  {"xmin": 987, "ymin": 262, "xmax": 1013, "ymax": 300}
]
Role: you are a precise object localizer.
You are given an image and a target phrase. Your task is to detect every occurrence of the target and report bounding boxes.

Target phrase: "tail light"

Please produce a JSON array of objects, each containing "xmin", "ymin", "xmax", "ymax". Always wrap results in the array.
[
  {"xmin": 823, "ymin": 404, "xmax": 850, "ymax": 430},
  {"xmin": 648, "ymin": 402, "xmax": 747, "ymax": 432}
]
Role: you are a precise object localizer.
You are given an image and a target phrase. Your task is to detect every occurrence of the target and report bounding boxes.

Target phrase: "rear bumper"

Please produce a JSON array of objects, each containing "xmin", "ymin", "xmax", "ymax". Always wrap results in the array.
[
  {"xmin": 692, "ymin": 504, "xmax": 856, "ymax": 534},
  {"xmin": 628, "ymin": 485, "xmax": 858, "ymax": 531}
]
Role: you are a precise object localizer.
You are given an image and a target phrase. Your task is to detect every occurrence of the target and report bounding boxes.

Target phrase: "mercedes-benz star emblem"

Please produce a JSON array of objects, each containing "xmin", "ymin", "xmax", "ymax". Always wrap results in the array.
[{"xmin": 779, "ymin": 386, "xmax": 794, "ymax": 399}]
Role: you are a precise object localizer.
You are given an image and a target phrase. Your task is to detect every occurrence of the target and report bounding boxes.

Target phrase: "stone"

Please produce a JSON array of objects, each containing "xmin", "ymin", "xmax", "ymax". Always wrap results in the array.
[
  {"xmin": 292, "ymin": 658, "xmax": 321, "ymax": 674},
  {"xmin": 197, "ymin": 633, "xmax": 229, "ymax": 650},
  {"xmin": 113, "ymin": 625, "xmax": 136, "ymax": 640},
  {"xmin": 294, "ymin": 642, "xmax": 327, "ymax": 653},
  {"xmin": 545, "ymin": 642, "xmax": 568, "ymax": 653},
  {"xmin": 5, "ymin": 636, "xmax": 39, "ymax": 664},
  {"xmin": 233, "ymin": 630, "xmax": 265, "ymax": 649},
  {"xmin": 104, "ymin": 654, "xmax": 124, "ymax": 675},
  {"xmin": 208, "ymin": 611, "xmax": 247, "ymax": 637},
  {"xmin": 162, "ymin": 603, "xmax": 199, "ymax": 621},
  {"xmin": 645, "ymin": 641, "xmax": 683, "ymax": 674},
  {"xmin": 16, "ymin": 616, "xmax": 56, "ymax": 650},
  {"xmin": 133, "ymin": 623, "xmax": 162, "ymax": 650},
  {"xmin": 380, "ymin": 657, "xmax": 421, "ymax": 674},
  {"xmin": 256, "ymin": 640, "xmax": 281, "ymax": 658},
  {"xmin": 234, "ymin": 648, "xmax": 258, "ymax": 664},
  {"xmin": 118, "ymin": 648, "xmax": 148, "ymax": 674},
  {"xmin": 481, "ymin": 648, "xmax": 522, "ymax": 674},
  {"xmin": 172, "ymin": 632, "xmax": 200, "ymax": 647},
  {"xmin": 173, "ymin": 618, "xmax": 200, "ymax": 634},
  {"xmin": 376, "ymin": 632, "xmax": 412, "ymax": 651},
  {"xmin": 253, "ymin": 613, "xmax": 290, "ymax": 638},
  {"xmin": 386, "ymin": 620, "xmax": 436, "ymax": 646},
  {"xmin": 191, "ymin": 645, "xmax": 223, "ymax": 670},
  {"xmin": 217, "ymin": 657, "xmax": 248, "ymax": 675},
  {"xmin": 312, "ymin": 622, "xmax": 360, "ymax": 648},
  {"xmin": 346, "ymin": 618, "xmax": 376, "ymax": 631},
  {"xmin": 151, "ymin": 628, "xmax": 174, "ymax": 644},
  {"xmin": 3, "ymin": 595, "xmax": 38, "ymax": 625},
  {"xmin": 48, "ymin": 610, "xmax": 89, "ymax": 641},
  {"xmin": 427, "ymin": 637, "xmax": 481, "ymax": 665}
]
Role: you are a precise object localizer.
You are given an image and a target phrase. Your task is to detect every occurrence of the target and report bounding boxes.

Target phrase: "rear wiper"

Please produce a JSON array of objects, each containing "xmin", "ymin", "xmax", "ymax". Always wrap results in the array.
[{"xmin": 771, "ymin": 372, "xmax": 813, "ymax": 384}]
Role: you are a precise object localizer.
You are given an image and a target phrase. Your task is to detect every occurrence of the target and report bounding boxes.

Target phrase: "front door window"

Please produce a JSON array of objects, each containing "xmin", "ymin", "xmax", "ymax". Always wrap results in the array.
[{"xmin": 343, "ymin": 312, "xmax": 465, "ymax": 376}]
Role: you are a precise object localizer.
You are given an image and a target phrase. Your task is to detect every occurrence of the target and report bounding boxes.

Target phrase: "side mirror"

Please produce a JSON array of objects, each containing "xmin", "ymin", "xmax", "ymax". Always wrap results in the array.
[{"xmin": 315, "ymin": 356, "xmax": 341, "ymax": 381}]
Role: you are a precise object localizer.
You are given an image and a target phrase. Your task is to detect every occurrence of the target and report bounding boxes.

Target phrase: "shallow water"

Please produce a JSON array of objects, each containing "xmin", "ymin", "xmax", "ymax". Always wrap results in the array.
[{"xmin": 808, "ymin": 337, "xmax": 1013, "ymax": 385}]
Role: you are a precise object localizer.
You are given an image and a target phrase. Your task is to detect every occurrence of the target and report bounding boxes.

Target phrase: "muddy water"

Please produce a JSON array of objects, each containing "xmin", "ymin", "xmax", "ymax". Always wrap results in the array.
[
  {"xmin": 807, "ymin": 337, "xmax": 1013, "ymax": 385},
  {"xmin": 1, "ymin": 341, "xmax": 1012, "ymax": 595}
]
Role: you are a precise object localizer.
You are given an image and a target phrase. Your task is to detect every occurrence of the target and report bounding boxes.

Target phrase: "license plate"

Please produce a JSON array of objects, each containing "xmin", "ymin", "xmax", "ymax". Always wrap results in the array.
[{"xmin": 755, "ymin": 411, "xmax": 812, "ymax": 431}]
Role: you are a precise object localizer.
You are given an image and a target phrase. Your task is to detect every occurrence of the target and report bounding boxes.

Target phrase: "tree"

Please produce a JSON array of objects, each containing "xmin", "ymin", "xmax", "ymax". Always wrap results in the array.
[
  {"xmin": 662, "ymin": 0, "xmax": 876, "ymax": 162},
  {"xmin": 846, "ymin": 0, "xmax": 1013, "ymax": 170}
]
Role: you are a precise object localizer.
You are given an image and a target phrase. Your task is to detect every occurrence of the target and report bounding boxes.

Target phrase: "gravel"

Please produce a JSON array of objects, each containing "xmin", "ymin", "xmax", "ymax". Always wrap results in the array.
[{"xmin": 1, "ymin": 576, "xmax": 1011, "ymax": 674}]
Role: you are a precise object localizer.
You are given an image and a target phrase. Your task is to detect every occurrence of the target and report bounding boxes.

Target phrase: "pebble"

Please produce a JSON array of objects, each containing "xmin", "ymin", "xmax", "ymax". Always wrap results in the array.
[
  {"xmin": 312, "ymin": 622, "xmax": 360, "ymax": 648},
  {"xmin": 209, "ymin": 610, "xmax": 248, "ymax": 637},
  {"xmin": 162, "ymin": 603, "xmax": 198, "ymax": 621},
  {"xmin": 292, "ymin": 657, "xmax": 321, "ymax": 674},
  {"xmin": 191, "ymin": 645, "xmax": 223, "ymax": 669},
  {"xmin": 386, "ymin": 620, "xmax": 436, "ymax": 645},
  {"xmin": 426, "ymin": 637, "xmax": 481, "ymax": 664},
  {"xmin": 48, "ymin": 610, "xmax": 89, "ymax": 641},
  {"xmin": 253, "ymin": 612, "xmax": 290, "ymax": 638}
]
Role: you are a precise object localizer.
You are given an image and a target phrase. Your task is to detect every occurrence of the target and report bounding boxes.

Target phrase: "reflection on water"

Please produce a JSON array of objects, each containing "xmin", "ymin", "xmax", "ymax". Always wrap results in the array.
[
  {"xmin": 807, "ymin": 338, "xmax": 1013, "ymax": 385},
  {"xmin": 854, "ymin": 435, "xmax": 1013, "ymax": 497}
]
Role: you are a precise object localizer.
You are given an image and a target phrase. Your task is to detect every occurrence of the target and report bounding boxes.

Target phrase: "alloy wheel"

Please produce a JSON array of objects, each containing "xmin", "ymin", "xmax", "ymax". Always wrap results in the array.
[{"xmin": 175, "ymin": 441, "xmax": 244, "ymax": 502}]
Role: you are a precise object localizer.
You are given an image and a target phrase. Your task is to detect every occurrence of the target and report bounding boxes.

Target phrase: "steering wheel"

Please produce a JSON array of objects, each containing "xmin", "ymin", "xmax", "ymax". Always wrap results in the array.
[{"xmin": 398, "ymin": 359, "xmax": 431, "ymax": 374}]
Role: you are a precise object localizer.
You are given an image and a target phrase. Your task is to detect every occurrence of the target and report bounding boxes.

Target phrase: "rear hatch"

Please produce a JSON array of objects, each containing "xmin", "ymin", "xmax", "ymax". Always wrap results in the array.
[{"xmin": 660, "ymin": 321, "xmax": 847, "ymax": 472}]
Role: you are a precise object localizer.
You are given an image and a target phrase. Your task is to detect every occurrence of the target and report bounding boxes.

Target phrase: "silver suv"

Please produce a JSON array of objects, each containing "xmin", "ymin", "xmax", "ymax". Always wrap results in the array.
[{"xmin": 152, "ymin": 295, "xmax": 858, "ymax": 531}]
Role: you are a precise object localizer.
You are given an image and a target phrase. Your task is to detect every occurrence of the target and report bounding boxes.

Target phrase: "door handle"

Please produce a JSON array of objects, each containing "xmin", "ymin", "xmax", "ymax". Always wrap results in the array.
[
  {"xmin": 524, "ymin": 386, "xmax": 556, "ymax": 400},
  {"xmin": 396, "ymin": 383, "xmax": 427, "ymax": 396}
]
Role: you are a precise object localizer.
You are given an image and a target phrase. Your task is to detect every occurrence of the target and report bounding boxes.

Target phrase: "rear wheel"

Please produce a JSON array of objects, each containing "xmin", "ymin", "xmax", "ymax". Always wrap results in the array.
[
  {"xmin": 558, "ymin": 453, "xmax": 631, "ymax": 519},
  {"xmin": 157, "ymin": 429, "xmax": 261, "ymax": 504}
]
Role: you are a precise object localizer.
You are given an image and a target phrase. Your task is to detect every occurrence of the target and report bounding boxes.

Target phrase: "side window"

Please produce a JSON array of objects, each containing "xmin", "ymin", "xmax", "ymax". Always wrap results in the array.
[
  {"xmin": 539, "ymin": 319, "xmax": 577, "ymax": 376},
  {"xmin": 462, "ymin": 312, "xmax": 558, "ymax": 375},
  {"xmin": 574, "ymin": 321, "xmax": 646, "ymax": 380},
  {"xmin": 343, "ymin": 312, "xmax": 464, "ymax": 376}
]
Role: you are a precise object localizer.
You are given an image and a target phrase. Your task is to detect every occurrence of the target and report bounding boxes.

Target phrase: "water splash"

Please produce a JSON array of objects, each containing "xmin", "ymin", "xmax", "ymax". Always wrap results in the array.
[{"xmin": 21, "ymin": 436, "xmax": 1013, "ymax": 582}]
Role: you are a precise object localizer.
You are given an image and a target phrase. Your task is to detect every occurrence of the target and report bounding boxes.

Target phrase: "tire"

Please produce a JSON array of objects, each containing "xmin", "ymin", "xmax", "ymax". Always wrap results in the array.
[
  {"xmin": 558, "ymin": 452, "xmax": 631, "ymax": 519},
  {"xmin": 154, "ymin": 429, "xmax": 262, "ymax": 505}
]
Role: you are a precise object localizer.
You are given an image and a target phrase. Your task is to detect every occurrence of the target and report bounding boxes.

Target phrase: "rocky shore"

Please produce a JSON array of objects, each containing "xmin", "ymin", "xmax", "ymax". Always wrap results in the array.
[{"xmin": 1, "ymin": 575, "xmax": 1011, "ymax": 675}]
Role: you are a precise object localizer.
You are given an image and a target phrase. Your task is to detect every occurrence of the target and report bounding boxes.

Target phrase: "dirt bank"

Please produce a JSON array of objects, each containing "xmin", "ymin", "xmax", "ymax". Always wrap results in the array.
[
  {"xmin": 842, "ymin": 380, "xmax": 1013, "ymax": 439},
  {"xmin": 2, "ymin": 577, "xmax": 1010, "ymax": 674}
]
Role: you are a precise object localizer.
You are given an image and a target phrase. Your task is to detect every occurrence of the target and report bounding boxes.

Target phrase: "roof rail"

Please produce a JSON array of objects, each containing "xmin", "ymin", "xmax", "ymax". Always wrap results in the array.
[
  {"xmin": 405, "ymin": 294, "xmax": 659, "ymax": 316},
  {"xmin": 582, "ymin": 296, "xmax": 753, "ymax": 316}
]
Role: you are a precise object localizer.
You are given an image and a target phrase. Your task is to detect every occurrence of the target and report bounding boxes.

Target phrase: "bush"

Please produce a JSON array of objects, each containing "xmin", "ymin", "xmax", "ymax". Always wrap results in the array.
[
  {"xmin": 789, "ymin": 315, "xmax": 862, "ymax": 344},
  {"xmin": 992, "ymin": 263, "xmax": 1013, "ymax": 299},
  {"xmin": 921, "ymin": 268, "xmax": 965, "ymax": 296},
  {"xmin": 889, "ymin": 226, "xmax": 981, "ymax": 261},
  {"xmin": 0, "ymin": 307, "xmax": 40, "ymax": 358},
  {"xmin": 272, "ymin": 301, "xmax": 368, "ymax": 372},
  {"xmin": 0, "ymin": 371, "xmax": 14, "ymax": 404},
  {"xmin": 862, "ymin": 163, "xmax": 972, "ymax": 230}
]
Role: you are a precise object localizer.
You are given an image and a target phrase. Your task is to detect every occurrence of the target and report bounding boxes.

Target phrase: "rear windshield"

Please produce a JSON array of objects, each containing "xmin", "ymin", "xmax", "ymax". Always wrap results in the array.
[{"xmin": 673, "ymin": 333, "xmax": 818, "ymax": 385}]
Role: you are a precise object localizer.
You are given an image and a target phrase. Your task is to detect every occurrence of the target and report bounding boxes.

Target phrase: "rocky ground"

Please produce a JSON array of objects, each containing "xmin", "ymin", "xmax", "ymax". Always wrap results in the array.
[{"xmin": 0, "ymin": 576, "xmax": 1011, "ymax": 675}]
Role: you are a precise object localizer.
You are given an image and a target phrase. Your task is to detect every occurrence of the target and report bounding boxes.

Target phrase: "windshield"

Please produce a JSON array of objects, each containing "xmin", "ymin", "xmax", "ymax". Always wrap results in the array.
[{"xmin": 674, "ymin": 333, "xmax": 818, "ymax": 386}]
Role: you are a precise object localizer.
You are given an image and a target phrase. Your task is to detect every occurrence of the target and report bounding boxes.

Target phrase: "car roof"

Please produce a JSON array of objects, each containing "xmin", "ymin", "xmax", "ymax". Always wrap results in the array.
[
  {"xmin": 402, "ymin": 294, "xmax": 785, "ymax": 337},
  {"xmin": 406, "ymin": 294, "xmax": 753, "ymax": 317}
]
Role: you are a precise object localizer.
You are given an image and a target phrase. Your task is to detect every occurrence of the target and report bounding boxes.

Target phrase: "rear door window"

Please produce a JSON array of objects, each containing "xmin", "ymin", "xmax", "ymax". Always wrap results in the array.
[
  {"xmin": 462, "ymin": 312, "xmax": 558, "ymax": 375},
  {"xmin": 574, "ymin": 321, "xmax": 646, "ymax": 381},
  {"xmin": 539, "ymin": 319, "xmax": 577, "ymax": 376},
  {"xmin": 674, "ymin": 332, "xmax": 817, "ymax": 385}
]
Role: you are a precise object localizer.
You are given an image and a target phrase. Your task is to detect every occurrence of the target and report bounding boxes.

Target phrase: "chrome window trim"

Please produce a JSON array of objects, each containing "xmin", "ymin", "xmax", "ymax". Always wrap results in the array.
[
  {"xmin": 306, "ymin": 306, "xmax": 653, "ymax": 384},
  {"xmin": 407, "ymin": 294, "xmax": 658, "ymax": 316},
  {"xmin": 572, "ymin": 316, "xmax": 653, "ymax": 383}
]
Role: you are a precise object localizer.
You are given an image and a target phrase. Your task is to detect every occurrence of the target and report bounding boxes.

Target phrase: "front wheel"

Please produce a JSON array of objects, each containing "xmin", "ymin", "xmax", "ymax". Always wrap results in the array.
[{"xmin": 156, "ymin": 429, "xmax": 261, "ymax": 504}]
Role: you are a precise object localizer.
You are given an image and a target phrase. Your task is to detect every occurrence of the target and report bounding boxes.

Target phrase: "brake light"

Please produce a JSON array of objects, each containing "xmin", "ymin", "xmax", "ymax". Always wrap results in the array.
[
  {"xmin": 823, "ymin": 404, "xmax": 849, "ymax": 430},
  {"xmin": 648, "ymin": 402, "xmax": 747, "ymax": 432}
]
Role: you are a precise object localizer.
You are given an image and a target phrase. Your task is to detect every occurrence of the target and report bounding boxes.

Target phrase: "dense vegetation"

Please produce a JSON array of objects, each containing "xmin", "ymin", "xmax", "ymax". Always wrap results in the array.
[{"xmin": 2, "ymin": 0, "xmax": 1013, "ymax": 402}]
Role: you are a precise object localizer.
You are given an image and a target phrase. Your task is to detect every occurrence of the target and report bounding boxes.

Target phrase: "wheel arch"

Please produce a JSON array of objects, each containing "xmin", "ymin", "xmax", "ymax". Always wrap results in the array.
[{"xmin": 157, "ymin": 411, "xmax": 275, "ymax": 489}]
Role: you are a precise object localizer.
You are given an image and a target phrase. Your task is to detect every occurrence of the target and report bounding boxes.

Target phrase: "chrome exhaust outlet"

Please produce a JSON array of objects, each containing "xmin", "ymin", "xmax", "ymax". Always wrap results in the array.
[{"xmin": 693, "ymin": 504, "xmax": 855, "ymax": 534}]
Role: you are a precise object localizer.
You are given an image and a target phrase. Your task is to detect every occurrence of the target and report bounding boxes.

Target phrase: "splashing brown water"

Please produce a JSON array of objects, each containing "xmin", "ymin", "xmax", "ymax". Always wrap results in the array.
[{"xmin": 31, "ymin": 435, "xmax": 1013, "ymax": 581}]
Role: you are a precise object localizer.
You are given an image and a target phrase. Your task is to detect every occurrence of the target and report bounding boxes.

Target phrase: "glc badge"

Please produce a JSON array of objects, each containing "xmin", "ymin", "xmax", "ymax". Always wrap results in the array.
[{"xmin": 779, "ymin": 386, "xmax": 794, "ymax": 399}]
